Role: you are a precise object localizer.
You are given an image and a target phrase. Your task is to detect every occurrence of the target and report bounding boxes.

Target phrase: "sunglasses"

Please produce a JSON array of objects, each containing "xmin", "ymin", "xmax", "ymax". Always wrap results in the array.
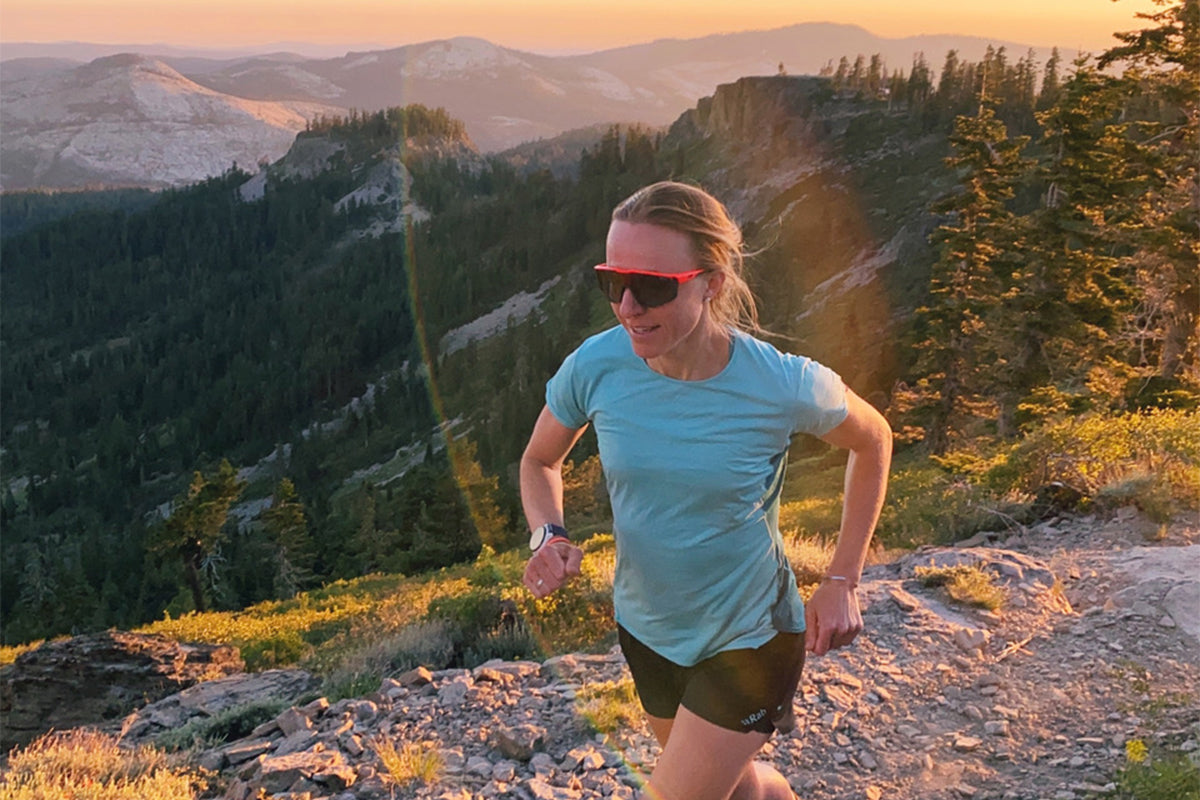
[{"xmin": 594, "ymin": 264, "xmax": 707, "ymax": 308}]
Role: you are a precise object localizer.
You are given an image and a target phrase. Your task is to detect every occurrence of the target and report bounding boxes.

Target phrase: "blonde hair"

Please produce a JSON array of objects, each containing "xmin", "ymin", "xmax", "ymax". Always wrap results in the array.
[{"xmin": 612, "ymin": 181, "xmax": 760, "ymax": 333}]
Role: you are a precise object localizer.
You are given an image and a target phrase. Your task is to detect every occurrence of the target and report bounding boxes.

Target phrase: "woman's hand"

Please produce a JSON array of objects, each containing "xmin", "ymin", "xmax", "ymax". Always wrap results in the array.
[
  {"xmin": 523, "ymin": 540, "xmax": 583, "ymax": 599},
  {"xmin": 804, "ymin": 579, "xmax": 864, "ymax": 655}
]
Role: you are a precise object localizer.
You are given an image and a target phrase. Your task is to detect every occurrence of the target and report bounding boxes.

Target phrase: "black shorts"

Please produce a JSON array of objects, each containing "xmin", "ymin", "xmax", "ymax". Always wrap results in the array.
[{"xmin": 617, "ymin": 624, "xmax": 806, "ymax": 735}]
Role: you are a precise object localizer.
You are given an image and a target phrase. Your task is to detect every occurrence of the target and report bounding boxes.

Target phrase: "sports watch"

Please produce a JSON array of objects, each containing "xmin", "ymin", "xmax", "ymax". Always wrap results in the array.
[{"xmin": 530, "ymin": 523, "xmax": 569, "ymax": 552}]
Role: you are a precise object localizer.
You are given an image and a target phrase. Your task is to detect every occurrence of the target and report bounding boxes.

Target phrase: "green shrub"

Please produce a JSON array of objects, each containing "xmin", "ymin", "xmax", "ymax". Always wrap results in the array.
[
  {"xmin": 464, "ymin": 621, "xmax": 542, "ymax": 665},
  {"xmin": 914, "ymin": 563, "xmax": 1006, "ymax": 610},
  {"xmin": 468, "ymin": 561, "xmax": 505, "ymax": 589},
  {"xmin": 322, "ymin": 619, "xmax": 456, "ymax": 701},
  {"xmin": 876, "ymin": 464, "xmax": 1011, "ymax": 547},
  {"xmin": 425, "ymin": 590, "xmax": 511, "ymax": 637},
  {"xmin": 240, "ymin": 630, "xmax": 310, "ymax": 670},
  {"xmin": 156, "ymin": 699, "xmax": 288, "ymax": 752},
  {"xmin": 995, "ymin": 408, "xmax": 1199, "ymax": 500},
  {"xmin": 1097, "ymin": 472, "xmax": 1180, "ymax": 525},
  {"xmin": 1115, "ymin": 739, "xmax": 1200, "ymax": 800}
]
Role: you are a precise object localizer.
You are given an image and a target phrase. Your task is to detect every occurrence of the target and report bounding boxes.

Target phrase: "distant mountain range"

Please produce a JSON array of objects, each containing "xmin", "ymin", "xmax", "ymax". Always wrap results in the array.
[{"xmin": 1, "ymin": 25, "xmax": 1064, "ymax": 191}]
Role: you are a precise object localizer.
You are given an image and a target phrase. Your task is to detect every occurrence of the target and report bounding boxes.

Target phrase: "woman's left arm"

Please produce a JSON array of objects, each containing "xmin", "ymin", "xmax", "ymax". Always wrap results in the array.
[{"xmin": 805, "ymin": 388, "xmax": 893, "ymax": 656}]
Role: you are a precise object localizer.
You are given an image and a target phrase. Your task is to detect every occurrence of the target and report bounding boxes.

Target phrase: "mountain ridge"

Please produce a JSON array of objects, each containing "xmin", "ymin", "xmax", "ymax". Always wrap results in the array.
[
  {"xmin": 1, "ymin": 53, "xmax": 341, "ymax": 189},
  {"xmin": 1, "ymin": 24, "xmax": 1069, "ymax": 190}
]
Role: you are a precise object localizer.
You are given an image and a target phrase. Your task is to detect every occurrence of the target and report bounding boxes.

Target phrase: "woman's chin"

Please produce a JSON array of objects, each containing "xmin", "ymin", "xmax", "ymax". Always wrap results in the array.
[{"xmin": 624, "ymin": 329, "xmax": 662, "ymax": 360}]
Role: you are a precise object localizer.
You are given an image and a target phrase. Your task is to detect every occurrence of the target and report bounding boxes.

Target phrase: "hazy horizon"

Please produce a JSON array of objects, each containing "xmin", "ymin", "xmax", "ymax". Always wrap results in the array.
[
  {"xmin": 0, "ymin": 22, "xmax": 1083, "ymax": 65},
  {"xmin": 0, "ymin": 0, "xmax": 1162, "ymax": 59}
]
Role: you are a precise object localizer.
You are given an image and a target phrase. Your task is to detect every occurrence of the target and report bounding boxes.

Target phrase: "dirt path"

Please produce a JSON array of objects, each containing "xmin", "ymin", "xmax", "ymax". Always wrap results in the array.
[{"xmin": 747, "ymin": 512, "xmax": 1200, "ymax": 800}]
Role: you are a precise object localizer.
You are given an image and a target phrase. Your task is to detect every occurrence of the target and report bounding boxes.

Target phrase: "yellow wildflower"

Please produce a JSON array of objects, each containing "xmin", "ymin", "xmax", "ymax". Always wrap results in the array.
[{"xmin": 1125, "ymin": 738, "xmax": 1148, "ymax": 764}]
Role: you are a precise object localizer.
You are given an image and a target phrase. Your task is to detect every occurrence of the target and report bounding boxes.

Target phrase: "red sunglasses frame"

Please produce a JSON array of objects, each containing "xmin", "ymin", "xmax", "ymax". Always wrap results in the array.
[
  {"xmin": 593, "ymin": 264, "xmax": 707, "ymax": 307},
  {"xmin": 594, "ymin": 264, "xmax": 707, "ymax": 281}
]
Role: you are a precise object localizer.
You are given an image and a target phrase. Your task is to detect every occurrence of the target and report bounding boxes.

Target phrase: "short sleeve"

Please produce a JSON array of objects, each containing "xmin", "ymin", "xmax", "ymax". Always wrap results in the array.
[
  {"xmin": 791, "ymin": 358, "xmax": 849, "ymax": 437},
  {"xmin": 545, "ymin": 348, "xmax": 590, "ymax": 429}
]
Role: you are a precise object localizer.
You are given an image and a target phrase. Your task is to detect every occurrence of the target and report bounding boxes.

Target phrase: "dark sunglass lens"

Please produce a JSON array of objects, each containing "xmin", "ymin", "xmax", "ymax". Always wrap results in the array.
[
  {"xmin": 595, "ymin": 270, "xmax": 626, "ymax": 302},
  {"xmin": 630, "ymin": 274, "xmax": 678, "ymax": 307},
  {"xmin": 596, "ymin": 270, "xmax": 685, "ymax": 307}
]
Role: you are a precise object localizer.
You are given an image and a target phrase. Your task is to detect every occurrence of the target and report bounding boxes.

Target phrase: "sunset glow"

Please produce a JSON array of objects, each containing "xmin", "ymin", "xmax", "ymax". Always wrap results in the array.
[{"xmin": 0, "ymin": 0, "xmax": 1164, "ymax": 55}]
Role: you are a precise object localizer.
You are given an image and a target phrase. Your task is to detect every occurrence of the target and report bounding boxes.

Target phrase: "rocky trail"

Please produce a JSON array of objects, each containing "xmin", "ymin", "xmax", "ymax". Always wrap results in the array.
[{"xmin": 12, "ymin": 510, "xmax": 1200, "ymax": 800}]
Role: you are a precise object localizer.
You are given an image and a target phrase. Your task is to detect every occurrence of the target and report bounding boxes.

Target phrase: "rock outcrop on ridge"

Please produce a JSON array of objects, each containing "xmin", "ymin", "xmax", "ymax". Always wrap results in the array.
[{"xmin": 0, "ymin": 630, "xmax": 243, "ymax": 751}]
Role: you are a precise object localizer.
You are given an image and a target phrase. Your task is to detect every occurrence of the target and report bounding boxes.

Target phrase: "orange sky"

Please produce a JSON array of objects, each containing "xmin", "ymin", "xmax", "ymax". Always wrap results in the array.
[{"xmin": 0, "ymin": 0, "xmax": 1164, "ymax": 55}]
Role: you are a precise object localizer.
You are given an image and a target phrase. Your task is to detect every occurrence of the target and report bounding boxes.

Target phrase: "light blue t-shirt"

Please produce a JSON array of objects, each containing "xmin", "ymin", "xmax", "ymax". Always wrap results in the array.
[{"xmin": 546, "ymin": 326, "xmax": 848, "ymax": 666}]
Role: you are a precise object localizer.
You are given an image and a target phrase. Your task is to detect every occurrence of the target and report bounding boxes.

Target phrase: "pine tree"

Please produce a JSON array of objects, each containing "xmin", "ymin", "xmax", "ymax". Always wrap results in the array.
[
  {"xmin": 345, "ymin": 484, "xmax": 383, "ymax": 574},
  {"xmin": 992, "ymin": 58, "xmax": 1137, "ymax": 428},
  {"xmin": 1100, "ymin": 0, "xmax": 1200, "ymax": 393},
  {"xmin": 1038, "ymin": 49, "xmax": 1064, "ymax": 111},
  {"xmin": 261, "ymin": 478, "xmax": 315, "ymax": 598},
  {"xmin": 150, "ymin": 460, "xmax": 245, "ymax": 612},
  {"xmin": 907, "ymin": 103, "xmax": 1031, "ymax": 452},
  {"xmin": 937, "ymin": 50, "xmax": 962, "ymax": 108},
  {"xmin": 833, "ymin": 56, "xmax": 850, "ymax": 90},
  {"xmin": 908, "ymin": 53, "xmax": 934, "ymax": 108},
  {"xmin": 867, "ymin": 54, "xmax": 886, "ymax": 97}
]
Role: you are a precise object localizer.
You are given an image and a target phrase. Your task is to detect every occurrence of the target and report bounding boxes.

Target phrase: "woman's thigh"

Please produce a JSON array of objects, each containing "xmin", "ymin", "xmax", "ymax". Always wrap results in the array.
[{"xmin": 642, "ymin": 705, "xmax": 771, "ymax": 800}]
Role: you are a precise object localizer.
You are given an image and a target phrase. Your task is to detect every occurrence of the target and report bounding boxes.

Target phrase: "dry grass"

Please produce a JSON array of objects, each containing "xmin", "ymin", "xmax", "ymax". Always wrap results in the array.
[
  {"xmin": 577, "ymin": 678, "xmax": 641, "ymax": 734},
  {"xmin": 783, "ymin": 534, "xmax": 836, "ymax": 586},
  {"xmin": 370, "ymin": 736, "xmax": 443, "ymax": 786},
  {"xmin": 0, "ymin": 729, "xmax": 201, "ymax": 800},
  {"xmin": 783, "ymin": 532, "xmax": 902, "ymax": 601}
]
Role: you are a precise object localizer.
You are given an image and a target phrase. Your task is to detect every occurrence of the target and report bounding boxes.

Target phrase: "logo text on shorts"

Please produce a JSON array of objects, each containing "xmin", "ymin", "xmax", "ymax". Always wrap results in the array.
[{"xmin": 741, "ymin": 708, "xmax": 767, "ymax": 727}]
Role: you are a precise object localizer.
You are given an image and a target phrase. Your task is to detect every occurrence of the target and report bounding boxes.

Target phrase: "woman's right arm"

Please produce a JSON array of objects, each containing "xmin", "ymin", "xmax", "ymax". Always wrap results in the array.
[{"xmin": 520, "ymin": 405, "xmax": 588, "ymax": 599}]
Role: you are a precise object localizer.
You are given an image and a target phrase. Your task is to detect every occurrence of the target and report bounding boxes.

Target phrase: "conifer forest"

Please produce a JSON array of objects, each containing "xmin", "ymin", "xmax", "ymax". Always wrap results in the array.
[{"xmin": 1, "ymin": 1, "xmax": 1196, "ymax": 645}]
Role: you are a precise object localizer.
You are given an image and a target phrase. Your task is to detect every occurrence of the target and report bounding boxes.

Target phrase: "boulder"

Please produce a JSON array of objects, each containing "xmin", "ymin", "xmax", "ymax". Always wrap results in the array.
[
  {"xmin": 0, "ymin": 630, "xmax": 243, "ymax": 750},
  {"xmin": 118, "ymin": 668, "xmax": 321, "ymax": 745}
]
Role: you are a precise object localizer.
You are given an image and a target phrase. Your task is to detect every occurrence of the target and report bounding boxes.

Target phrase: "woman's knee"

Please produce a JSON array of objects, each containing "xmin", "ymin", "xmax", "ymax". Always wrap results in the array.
[
  {"xmin": 645, "ymin": 713, "xmax": 674, "ymax": 748},
  {"xmin": 728, "ymin": 762, "xmax": 794, "ymax": 800}
]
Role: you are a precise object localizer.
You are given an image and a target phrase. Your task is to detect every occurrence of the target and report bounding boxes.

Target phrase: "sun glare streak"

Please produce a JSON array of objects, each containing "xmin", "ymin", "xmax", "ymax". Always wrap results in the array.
[{"xmin": 394, "ymin": 118, "xmax": 505, "ymax": 550}]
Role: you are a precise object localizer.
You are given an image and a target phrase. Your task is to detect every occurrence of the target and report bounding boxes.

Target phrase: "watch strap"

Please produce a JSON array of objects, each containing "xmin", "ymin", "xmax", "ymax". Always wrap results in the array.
[{"xmin": 532, "ymin": 522, "xmax": 569, "ymax": 552}]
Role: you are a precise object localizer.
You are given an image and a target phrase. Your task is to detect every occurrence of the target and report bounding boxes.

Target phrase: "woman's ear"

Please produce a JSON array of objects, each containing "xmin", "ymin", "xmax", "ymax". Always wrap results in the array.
[{"xmin": 704, "ymin": 271, "xmax": 726, "ymax": 300}]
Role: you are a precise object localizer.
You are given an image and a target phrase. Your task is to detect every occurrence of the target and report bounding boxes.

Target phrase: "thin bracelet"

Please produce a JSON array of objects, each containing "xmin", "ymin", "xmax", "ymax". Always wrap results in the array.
[{"xmin": 822, "ymin": 574, "xmax": 859, "ymax": 587}]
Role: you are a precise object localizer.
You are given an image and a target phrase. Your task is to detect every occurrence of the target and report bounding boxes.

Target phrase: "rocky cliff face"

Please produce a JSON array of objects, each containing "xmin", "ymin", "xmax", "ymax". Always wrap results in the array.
[
  {"xmin": 664, "ymin": 76, "xmax": 948, "ymax": 394},
  {"xmin": 235, "ymin": 118, "xmax": 482, "ymax": 231},
  {"xmin": 666, "ymin": 76, "xmax": 841, "ymax": 220},
  {"xmin": 674, "ymin": 75, "xmax": 828, "ymax": 143}
]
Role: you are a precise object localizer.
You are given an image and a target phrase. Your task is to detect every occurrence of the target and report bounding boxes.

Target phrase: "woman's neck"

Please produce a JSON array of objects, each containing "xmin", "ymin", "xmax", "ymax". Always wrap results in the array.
[{"xmin": 645, "ymin": 322, "xmax": 732, "ymax": 381}]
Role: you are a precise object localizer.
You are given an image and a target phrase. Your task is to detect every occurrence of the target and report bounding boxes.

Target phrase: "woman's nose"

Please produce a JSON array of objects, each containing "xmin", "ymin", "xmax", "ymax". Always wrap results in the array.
[{"xmin": 618, "ymin": 287, "xmax": 644, "ymax": 315}]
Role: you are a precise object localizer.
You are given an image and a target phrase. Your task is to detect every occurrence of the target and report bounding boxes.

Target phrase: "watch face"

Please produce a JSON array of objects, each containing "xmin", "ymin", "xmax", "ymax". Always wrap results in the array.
[{"xmin": 529, "ymin": 526, "xmax": 547, "ymax": 551}]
